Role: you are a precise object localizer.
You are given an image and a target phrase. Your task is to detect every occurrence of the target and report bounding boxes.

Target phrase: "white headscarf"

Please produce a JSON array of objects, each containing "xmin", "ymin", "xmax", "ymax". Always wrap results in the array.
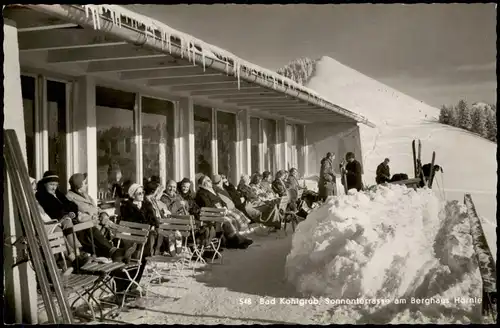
[{"xmin": 128, "ymin": 183, "xmax": 142, "ymax": 199}]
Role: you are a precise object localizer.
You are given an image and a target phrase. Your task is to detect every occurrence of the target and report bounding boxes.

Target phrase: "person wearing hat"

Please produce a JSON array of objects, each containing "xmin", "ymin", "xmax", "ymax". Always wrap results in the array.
[
  {"xmin": 66, "ymin": 173, "xmax": 112, "ymax": 233},
  {"xmin": 30, "ymin": 177, "xmax": 83, "ymax": 273},
  {"xmin": 36, "ymin": 171, "xmax": 127, "ymax": 263}
]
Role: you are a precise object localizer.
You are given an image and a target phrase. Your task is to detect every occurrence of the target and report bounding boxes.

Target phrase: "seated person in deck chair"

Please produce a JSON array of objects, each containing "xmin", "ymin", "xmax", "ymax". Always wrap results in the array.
[
  {"xmin": 213, "ymin": 174, "xmax": 251, "ymax": 234},
  {"xmin": 238, "ymin": 175, "xmax": 281, "ymax": 230},
  {"xmin": 160, "ymin": 179, "xmax": 189, "ymax": 215},
  {"xmin": 66, "ymin": 173, "xmax": 116, "ymax": 238},
  {"xmin": 144, "ymin": 181, "xmax": 186, "ymax": 256},
  {"xmin": 29, "ymin": 177, "xmax": 89, "ymax": 272},
  {"xmin": 177, "ymin": 178, "xmax": 200, "ymax": 217},
  {"xmin": 250, "ymin": 173, "xmax": 278, "ymax": 202},
  {"xmin": 36, "ymin": 171, "xmax": 130, "ymax": 263},
  {"xmin": 195, "ymin": 175, "xmax": 253, "ymax": 249},
  {"xmin": 272, "ymin": 170, "xmax": 288, "ymax": 197},
  {"xmin": 286, "ymin": 168, "xmax": 304, "ymax": 192},
  {"xmin": 260, "ymin": 171, "xmax": 278, "ymax": 199}
]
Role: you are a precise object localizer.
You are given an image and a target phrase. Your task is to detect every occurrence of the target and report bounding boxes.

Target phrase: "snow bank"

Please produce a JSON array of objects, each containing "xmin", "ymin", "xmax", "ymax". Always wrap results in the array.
[{"xmin": 285, "ymin": 184, "xmax": 483, "ymax": 324}]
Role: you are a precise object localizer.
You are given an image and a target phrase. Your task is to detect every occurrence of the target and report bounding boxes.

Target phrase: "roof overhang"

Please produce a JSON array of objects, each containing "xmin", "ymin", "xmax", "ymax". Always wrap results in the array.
[{"xmin": 5, "ymin": 4, "xmax": 375, "ymax": 127}]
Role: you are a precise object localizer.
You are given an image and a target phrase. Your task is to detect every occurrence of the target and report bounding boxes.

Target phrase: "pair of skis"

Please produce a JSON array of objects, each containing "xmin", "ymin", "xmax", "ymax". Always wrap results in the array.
[{"xmin": 411, "ymin": 139, "xmax": 436, "ymax": 188}]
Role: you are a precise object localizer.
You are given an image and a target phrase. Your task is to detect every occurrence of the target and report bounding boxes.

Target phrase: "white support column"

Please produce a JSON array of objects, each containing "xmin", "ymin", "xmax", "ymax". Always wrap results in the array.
[
  {"xmin": 134, "ymin": 94, "xmax": 143, "ymax": 184},
  {"xmin": 39, "ymin": 76, "xmax": 49, "ymax": 174},
  {"xmin": 75, "ymin": 75, "xmax": 98, "ymax": 200},
  {"xmin": 244, "ymin": 109, "xmax": 252, "ymax": 175},
  {"xmin": 278, "ymin": 119, "xmax": 287, "ymax": 170},
  {"xmin": 3, "ymin": 19, "xmax": 38, "ymax": 324},
  {"xmin": 302, "ymin": 124, "xmax": 309, "ymax": 177},
  {"xmin": 258, "ymin": 118, "xmax": 264, "ymax": 173},
  {"xmin": 179, "ymin": 97, "xmax": 195, "ymax": 184},
  {"xmin": 235, "ymin": 110, "xmax": 242, "ymax": 181},
  {"xmin": 173, "ymin": 101, "xmax": 184, "ymax": 181},
  {"xmin": 66, "ymin": 82, "xmax": 78, "ymax": 178},
  {"xmin": 211, "ymin": 108, "xmax": 218, "ymax": 176}
]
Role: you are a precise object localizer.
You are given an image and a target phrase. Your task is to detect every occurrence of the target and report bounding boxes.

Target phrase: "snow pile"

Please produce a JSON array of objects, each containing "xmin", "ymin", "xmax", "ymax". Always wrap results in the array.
[{"xmin": 286, "ymin": 184, "xmax": 483, "ymax": 324}]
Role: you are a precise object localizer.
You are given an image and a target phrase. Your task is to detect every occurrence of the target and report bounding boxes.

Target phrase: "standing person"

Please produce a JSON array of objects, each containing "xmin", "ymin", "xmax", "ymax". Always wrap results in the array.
[
  {"xmin": 376, "ymin": 158, "xmax": 391, "ymax": 184},
  {"xmin": 318, "ymin": 152, "xmax": 336, "ymax": 200},
  {"xmin": 344, "ymin": 152, "xmax": 363, "ymax": 192}
]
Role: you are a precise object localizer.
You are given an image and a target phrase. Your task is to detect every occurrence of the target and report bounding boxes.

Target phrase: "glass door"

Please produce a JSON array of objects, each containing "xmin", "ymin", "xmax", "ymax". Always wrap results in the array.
[{"xmin": 21, "ymin": 74, "xmax": 70, "ymax": 191}]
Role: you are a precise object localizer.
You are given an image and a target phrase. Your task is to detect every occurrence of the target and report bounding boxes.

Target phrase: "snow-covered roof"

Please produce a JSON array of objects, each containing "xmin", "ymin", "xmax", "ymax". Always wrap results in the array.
[{"xmin": 79, "ymin": 4, "xmax": 374, "ymax": 126}]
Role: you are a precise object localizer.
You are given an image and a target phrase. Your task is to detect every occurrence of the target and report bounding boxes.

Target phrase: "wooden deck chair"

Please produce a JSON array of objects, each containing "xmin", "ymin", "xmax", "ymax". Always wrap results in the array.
[
  {"xmin": 71, "ymin": 221, "xmax": 126, "ymax": 321},
  {"xmin": 277, "ymin": 196, "xmax": 299, "ymax": 236},
  {"xmin": 47, "ymin": 231, "xmax": 100, "ymax": 321},
  {"xmin": 144, "ymin": 216, "xmax": 196, "ymax": 289},
  {"xmin": 170, "ymin": 214, "xmax": 200, "ymax": 269},
  {"xmin": 199, "ymin": 208, "xmax": 225, "ymax": 264},
  {"xmin": 114, "ymin": 221, "xmax": 150, "ymax": 309}
]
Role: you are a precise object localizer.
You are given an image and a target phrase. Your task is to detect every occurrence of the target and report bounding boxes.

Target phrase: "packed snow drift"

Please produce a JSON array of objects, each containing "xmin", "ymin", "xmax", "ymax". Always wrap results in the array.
[{"xmin": 286, "ymin": 184, "xmax": 484, "ymax": 324}]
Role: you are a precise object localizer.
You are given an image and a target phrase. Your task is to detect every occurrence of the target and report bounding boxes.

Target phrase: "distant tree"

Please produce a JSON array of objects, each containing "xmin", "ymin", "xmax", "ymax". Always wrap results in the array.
[
  {"xmin": 457, "ymin": 99, "xmax": 472, "ymax": 131},
  {"xmin": 439, "ymin": 105, "xmax": 450, "ymax": 124},
  {"xmin": 485, "ymin": 109, "xmax": 497, "ymax": 142},
  {"xmin": 471, "ymin": 106, "xmax": 487, "ymax": 137},
  {"xmin": 448, "ymin": 106, "xmax": 459, "ymax": 127},
  {"xmin": 277, "ymin": 57, "xmax": 316, "ymax": 85}
]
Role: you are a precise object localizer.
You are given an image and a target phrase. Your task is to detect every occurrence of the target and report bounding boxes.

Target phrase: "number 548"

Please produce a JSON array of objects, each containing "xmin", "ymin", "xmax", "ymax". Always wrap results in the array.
[{"xmin": 239, "ymin": 298, "xmax": 252, "ymax": 305}]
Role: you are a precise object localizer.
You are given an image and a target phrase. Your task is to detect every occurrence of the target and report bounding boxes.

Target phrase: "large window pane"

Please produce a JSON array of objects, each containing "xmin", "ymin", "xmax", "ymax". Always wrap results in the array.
[
  {"xmin": 262, "ymin": 119, "xmax": 276, "ymax": 174},
  {"xmin": 250, "ymin": 117, "xmax": 260, "ymax": 174},
  {"xmin": 21, "ymin": 75, "xmax": 36, "ymax": 178},
  {"xmin": 194, "ymin": 105, "xmax": 213, "ymax": 178},
  {"xmin": 141, "ymin": 97, "xmax": 174, "ymax": 184},
  {"xmin": 47, "ymin": 80, "xmax": 67, "ymax": 192},
  {"xmin": 96, "ymin": 86, "xmax": 136, "ymax": 200},
  {"xmin": 217, "ymin": 111, "xmax": 237, "ymax": 182}
]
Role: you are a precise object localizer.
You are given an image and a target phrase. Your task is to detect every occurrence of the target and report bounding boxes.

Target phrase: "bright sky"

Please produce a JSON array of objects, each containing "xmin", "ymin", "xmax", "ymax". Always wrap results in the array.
[{"xmin": 127, "ymin": 4, "xmax": 496, "ymax": 109}]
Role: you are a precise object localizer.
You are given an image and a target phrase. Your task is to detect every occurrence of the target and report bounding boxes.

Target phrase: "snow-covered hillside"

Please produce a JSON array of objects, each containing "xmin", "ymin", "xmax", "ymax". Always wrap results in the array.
[
  {"xmin": 307, "ymin": 56, "xmax": 440, "ymax": 125},
  {"xmin": 301, "ymin": 56, "xmax": 496, "ymax": 254}
]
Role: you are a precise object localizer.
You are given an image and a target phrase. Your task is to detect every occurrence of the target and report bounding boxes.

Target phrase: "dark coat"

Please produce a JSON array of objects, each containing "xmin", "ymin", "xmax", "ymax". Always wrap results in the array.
[
  {"xmin": 195, "ymin": 187, "xmax": 227, "ymax": 209},
  {"xmin": 345, "ymin": 160, "xmax": 363, "ymax": 191},
  {"xmin": 271, "ymin": 179, "xmax": 287, "ymax": 197},
  {"xmin": 178, "ymin": 190, "xmax": 200, "ymax": 217},
  {"xmin": 376, "ymin": 163, "xmax": 391, "ymax": 184},
  {"xmin": 238, "ymin": 184, "xmax": 260, "ymax": 203},
  {"xmin": 223, "ymin": 183, "xmax": 244, "ymax": 208},
  {"xmin": 36, "ymin": 188, "xmax": 79, "ymax": 222},
  {"xmin": 119, "ymin": 199, "xmax": 159, "ymax": 228}
]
